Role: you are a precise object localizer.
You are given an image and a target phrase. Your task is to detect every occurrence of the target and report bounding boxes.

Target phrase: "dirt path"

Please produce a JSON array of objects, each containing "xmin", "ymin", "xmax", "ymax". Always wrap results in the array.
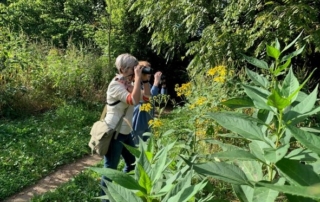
[{"xmin": 4, "ymin": 154, "xmax": 102, "ymax": 202}]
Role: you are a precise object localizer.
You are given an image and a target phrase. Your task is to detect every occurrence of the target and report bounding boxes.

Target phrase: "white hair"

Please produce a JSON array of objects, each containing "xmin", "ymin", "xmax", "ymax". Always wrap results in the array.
[{"xmin": 115, "ymin": 53, "xmax": 138, "ymax": 73}]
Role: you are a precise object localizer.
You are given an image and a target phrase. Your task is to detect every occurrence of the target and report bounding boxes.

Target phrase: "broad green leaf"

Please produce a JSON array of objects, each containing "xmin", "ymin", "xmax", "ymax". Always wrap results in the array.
[
  {"xmin": 252, "ymin": 178, "xmax": 285, "ymax": 202},
  {"xmin": 210, "ymin": 150, "xmax": 259, "ymax": 161},
  {"xmin": 242, "ymin": 54, "xmax": 269, "ymax": 70},
  {"xmin": 274, "ymin": 59, "xmax": 291, "ymax": 76},
  {"xmin": 256, "ymin": 181, "xmax": 320, "ymax": 199},
  {"xmin": 284, "ymin": 86, "xmax": 318, "ymax": 122},
  {"xmin": 161, "ymin": 129, "xmax": 175, "ymax": 137},
  {"xmin": 282, "ymin": 67, "xmax": 299, "ymax": 99},
  {"xmin": 232, "ymin": 185, "xmax": 253, "ymax": 202},
  {"xmin": 276, "ymin": 158, "xmax": 320, "ymax": 186},
  {"xmin": 281, "ymin": 31, "xmax": 303, "ymax": 53},
  {"xmin": 263, "ymin": 144, "xmax": 290, "ymax": 163},
  {"xmin": 310, "ymin": 161, "xmax": 320, "ymax": 174},
  {"xmin": 274, "ymin": 38, "xmax": 280, "ymax": 50},
  {"xmin": 99, "ymin": 184, "xmax": 115, "ymax": 201},
  {"xmin": 301, "ymin": 127, "xmax": 320, "ymax": 133},
  {"xmin": 256, "ymin": 109, "xmax": 274, "ymax": 133},
  {"xmin": 191, "ymin": 161, "xmax": 251, "ymax": 185},
  {"xmin": 245, "ymin": 68, "xmax": 270, "ymax": 88},
  {"xmin": 220, "ymin": 97, "xmax": 254, "ymax": 109},
  {"xmin": 137, "ymin": 164, "xmax": 152, "ymax": 194},
  {"xmin": 286, "ymin": 195, "xmax": 318, "ymax": 202},
  {"xmin": 123, "ymin": 143, "xmax": 141, "ymax": 158},
  {"xmin": 288, "ymin": 125, "xmax": 320, "ymax": 155},
  {"xmin": 105, "ymin": 181, "xmax": 143, "ymax": 202},
  {"xmin": 290, "ymin": 106, "xmax": 320, "ymax": 125},
  {"xmin": 267, "ymin": 89, "xmax": 291, "ymax": 110},
  {"xmin": 163, "ymin": 169, "xmax": 193, "ymax": 201},
  {"xmin": 281, "ymin": 46, "xmax": 305, "ymax": 62},
  {"xmin": 287, "ymin": 68, "xmax": 316, "ymax": 102},
  {"xmin": 158, "ymin": 165, "xmax": 189, "ymax": 195},
  {"xmin": 167, "ymin": 180, "xmax": 207, "ymax": 202},
  {"xmin": 91, "ymin": 167, "xmax": 145, "ymax": 192},
  {"xmin": 285, "ymin": 148, "xmax": 319, "ymax": 162},
  {"xmin": 243, "ymin": 84, "xmax": 275, "ymax": 111},
  {"xmin": 153, "ymin": 141, "xmax": 175, "ymax": 160},
  {"xmin": 249, "ymin": 141, "xmax": 273, "ymax": 163},
  {"xmin": 236, "ymin": 160, "xmax": 263, "ymax": 182},
  {"xmin": 206, "ymin": 112, "xmax": 266, "ymax": 141},
  {"xmin": 150, "ymin": 145, "xmax": 168, "ymax": 184},
  {"xmin": 137, "ymin": 147, "xmax": 152, "ymax": 180},
  {"xmin": 266, "ymin": 45, "xmax": 280, "ymax": 60},
  {"xmin": 294, "ymin": 85, "xmax": 319, "ymax": 112},
  {"xmin": 146, "ymin": 134, "xmax": 154, "ymax": 154}
]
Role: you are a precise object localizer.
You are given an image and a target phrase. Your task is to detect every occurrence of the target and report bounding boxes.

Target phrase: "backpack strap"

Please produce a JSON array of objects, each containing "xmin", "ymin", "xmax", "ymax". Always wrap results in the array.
[
  {"xmin": 113, "ymin": 107, "xmax": 129, "ymax": 139},
  {"xmin": 107, "ymin": 100, "xmax": 121, "ymax": 106},
  {"xmin": 99, "ymin": 100, "xmax": 121, "ymax": 121}
]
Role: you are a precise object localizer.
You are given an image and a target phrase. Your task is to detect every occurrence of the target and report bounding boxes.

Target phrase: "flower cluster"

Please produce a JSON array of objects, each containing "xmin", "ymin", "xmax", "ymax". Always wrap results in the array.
[
  {"xmin": 139, "ymin": 102, "xmax": 152, "ymax": 112},
  {"xmin": 189, "ymin": 97, "xmax": 207, "ymax": 109},
  {"xmin": 148, "ymin": 118, "xmax": 163, "ymax": 128},
  {"xmin": 175, "ymin": 82, "xmax": 192, "ymax": 97},
  {"xmin": 207, "ymin": 65, "xmax": 227, "ymax": 83}
]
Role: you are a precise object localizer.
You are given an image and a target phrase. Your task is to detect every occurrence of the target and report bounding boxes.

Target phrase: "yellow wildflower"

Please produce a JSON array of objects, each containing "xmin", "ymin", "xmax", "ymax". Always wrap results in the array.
[
  {"xmin": 148, "ymin": 118, "xmax": 163, "ymax": 128},
  {"xmin": 207, "ymin": 68, "xmax": 217, "ymax": 76},
  {"xmin": 213, "ymin": 76, "xmax": 225, "ymax": 83},
  {"xmin": 140, "ymin": 103, "xmax": 152, "ymax": 112},
  {"xmin": 195, "ymin": 97, "xmax": 206, "ymax": 105}
]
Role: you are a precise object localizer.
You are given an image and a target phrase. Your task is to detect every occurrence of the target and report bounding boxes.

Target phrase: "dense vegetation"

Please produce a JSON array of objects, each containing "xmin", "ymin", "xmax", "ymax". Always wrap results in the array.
[{"xmin": 1, "ymin": 0, "xmax": 320, "ymax": 201}]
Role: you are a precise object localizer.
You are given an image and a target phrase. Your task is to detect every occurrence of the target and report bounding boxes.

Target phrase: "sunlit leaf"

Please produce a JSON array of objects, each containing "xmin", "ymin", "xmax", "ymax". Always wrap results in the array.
[
  {"xmin": 288, "ymin": 125, "xmax": 320, "ymax": 155},
  {"xmin": 245, "ymin": 68, "xmax": 270, "ymax": 88},
  {"xmin": 242, "ymin": 54, "xmax": 269, "ymax": 70}
]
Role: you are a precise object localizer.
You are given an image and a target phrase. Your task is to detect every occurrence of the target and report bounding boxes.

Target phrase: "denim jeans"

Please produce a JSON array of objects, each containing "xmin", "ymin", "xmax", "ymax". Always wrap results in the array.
[{"xmin": 100, "ymin": 132, "xmax": 136, "ymax": 201}]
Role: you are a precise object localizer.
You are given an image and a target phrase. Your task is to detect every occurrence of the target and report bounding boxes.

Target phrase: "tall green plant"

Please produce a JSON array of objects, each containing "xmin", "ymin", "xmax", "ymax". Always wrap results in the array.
[
  {"xmin": 91, "ymin": 136, "xmax": 210, "ymax": 202},
  {"xmin": 187, "ymin": 34, "xmax": 320, "ymax": 201}
]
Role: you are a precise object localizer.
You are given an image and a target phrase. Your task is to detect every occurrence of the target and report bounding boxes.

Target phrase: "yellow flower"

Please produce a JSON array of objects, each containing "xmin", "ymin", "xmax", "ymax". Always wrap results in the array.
[
  {"xmin": 195, "ymin": 97, "xmax": 206, "ymax": 105},
  {"xmin": 140, "ymin": 103, "xmax": 152, "ymax": 112},
  {"xmin": 175, "ymin": 82, "xmax": 192, "ymax": 97},
  {"xmin": 148, "ymin": 118, "xmax": 163, "ymax": 128},
  {"xmin": 213, "ymin": 76, "xmax": 225, "ymax": 83},
  {"xmin": 207, "ymin": 68, "xmax": 217, "ymax": 76}
]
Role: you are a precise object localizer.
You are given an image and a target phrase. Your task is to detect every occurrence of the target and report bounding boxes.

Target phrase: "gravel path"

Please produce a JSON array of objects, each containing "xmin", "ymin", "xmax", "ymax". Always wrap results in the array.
[{"xmin": 4, "ymin": 154, "xmax": 102, "ymax": 202}]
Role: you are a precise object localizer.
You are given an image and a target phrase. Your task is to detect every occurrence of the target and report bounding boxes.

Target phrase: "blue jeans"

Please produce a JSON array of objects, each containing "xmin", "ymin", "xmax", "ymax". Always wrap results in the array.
[{"xmin": 100, "ymin": 133, "xmax": 136, "ymax": 201}]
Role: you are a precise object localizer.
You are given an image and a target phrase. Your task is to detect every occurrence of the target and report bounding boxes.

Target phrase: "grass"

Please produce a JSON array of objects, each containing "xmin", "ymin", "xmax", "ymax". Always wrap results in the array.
[
  {"xmin": 31, "ymin": 162, "xmax": 103, "ymax": 202},
  {"xmin": 0, "ymin": 103, "xmax": 103, "ymax": 200}
]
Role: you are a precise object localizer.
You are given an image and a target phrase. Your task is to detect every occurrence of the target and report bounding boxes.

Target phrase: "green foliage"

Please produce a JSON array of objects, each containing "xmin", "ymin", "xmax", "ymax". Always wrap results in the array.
[
  {"xmin": 91, "ymin": 137, "xmax": 210, "ymax": 202},
  {"xmin": 0, "ymin": 29, "xmax": 113, "ymax": 117},
  {"xmin": 0, "ymin": 0, "xmax": 106, "ymax": 46},
  {"xmin": 130, "ymin": 0, "xmax": 320, "ymax": 84},
  {"xmin": 0, "ymin": 104, "xmax": 100, "ymax": 200},
  {"xmin": 30, "ymin": 164, "xmax": 103, "ymax": 202},
  {"xmin": 188, "ymin": 36, "xmax": 320, "ymax": 201}
]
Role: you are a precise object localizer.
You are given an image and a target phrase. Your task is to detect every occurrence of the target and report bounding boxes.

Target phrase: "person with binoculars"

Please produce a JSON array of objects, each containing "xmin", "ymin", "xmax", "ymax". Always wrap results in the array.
[
  {"xmin": 100, "ymin": 54, "xmax": 151, "ymax": 202},
  {"xmin": 131, "ymin": 60, "xmax": 167, "ymax": 145}
]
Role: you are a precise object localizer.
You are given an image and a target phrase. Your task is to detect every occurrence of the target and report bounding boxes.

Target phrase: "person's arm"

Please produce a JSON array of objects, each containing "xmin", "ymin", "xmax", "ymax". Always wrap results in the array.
[
  {"xmin": 161, "ymin": 83, "xmax": 167, "ymax": 94},
  {"xmin": 131, "ymin": 65, "xmax": 147, "ymax": 104},
  {"xmin": 150, "ymin": 71, "xmax": 162, "ymax": 96}
]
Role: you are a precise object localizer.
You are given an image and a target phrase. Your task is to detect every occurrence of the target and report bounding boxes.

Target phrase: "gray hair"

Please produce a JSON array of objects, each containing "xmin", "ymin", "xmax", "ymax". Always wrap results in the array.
[{"xmin": 115, "ymin": 53, "xmax": 138, "ymax": 73}]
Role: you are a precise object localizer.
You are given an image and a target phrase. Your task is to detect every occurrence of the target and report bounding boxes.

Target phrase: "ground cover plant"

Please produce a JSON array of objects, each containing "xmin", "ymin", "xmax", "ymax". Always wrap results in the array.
[{"xmin": 0, "ymin": 103, "xmax": 101, "ymax": 200}]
